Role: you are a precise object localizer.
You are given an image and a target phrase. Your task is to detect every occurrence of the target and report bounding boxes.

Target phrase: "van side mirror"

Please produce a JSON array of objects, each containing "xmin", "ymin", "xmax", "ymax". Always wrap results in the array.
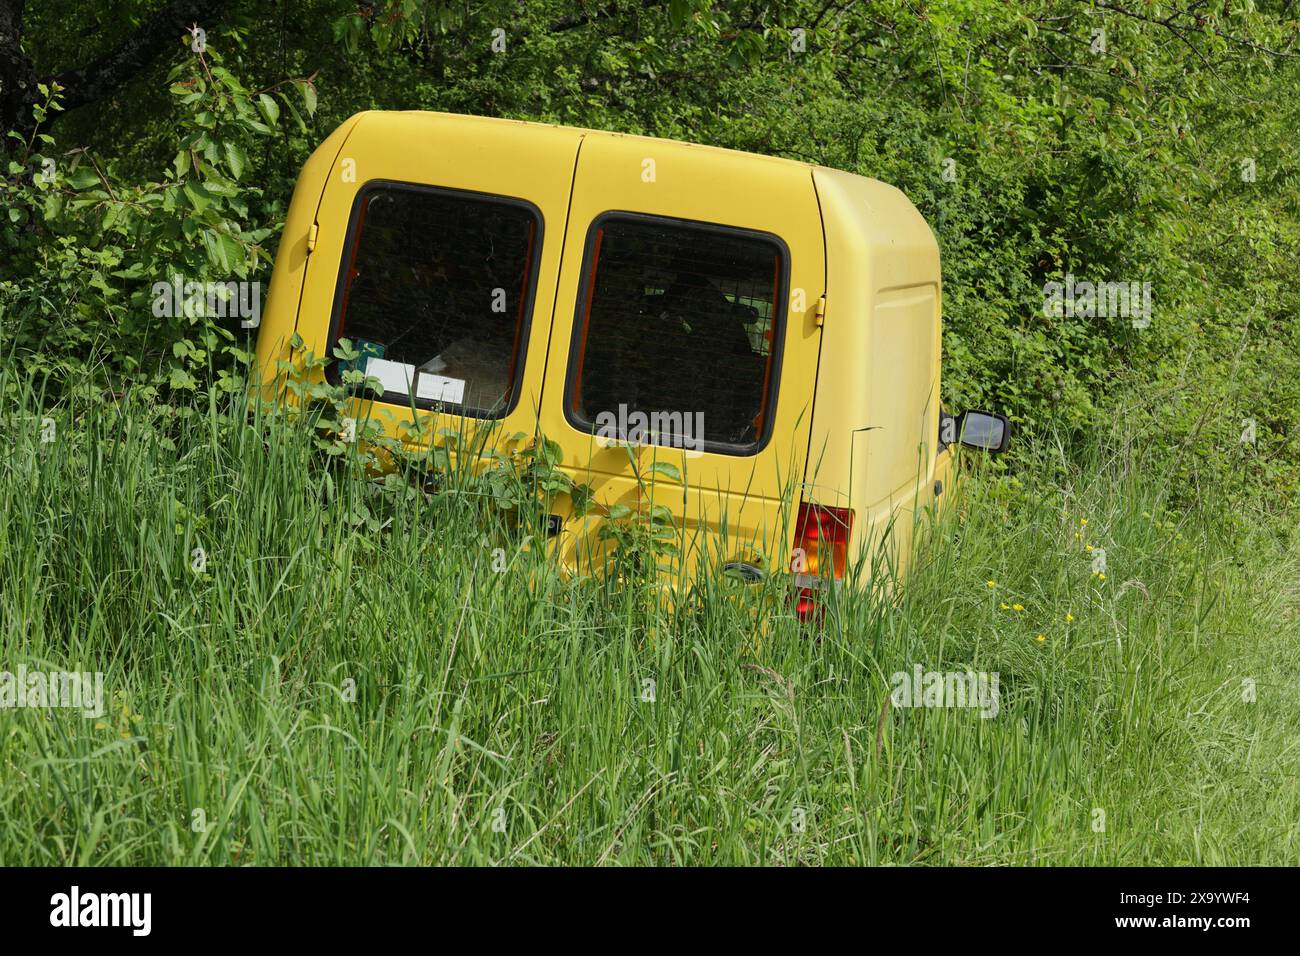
[{"xmin": 958, "ymin": 409, "xmax": 1009, "ymax": 453}]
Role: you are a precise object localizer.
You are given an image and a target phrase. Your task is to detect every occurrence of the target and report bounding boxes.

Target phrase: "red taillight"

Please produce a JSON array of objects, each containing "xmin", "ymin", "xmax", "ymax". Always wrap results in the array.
[
  {"xmin": 793, "ymin": 589, "xmax": 822, "ymax": 622},
  {"xmin": 791, "ymin": 502, "xmax": 853, "ymax": 623},
  {"xmin": 794, "ymin": 502, "xmax": 854, "ymax": 580}
]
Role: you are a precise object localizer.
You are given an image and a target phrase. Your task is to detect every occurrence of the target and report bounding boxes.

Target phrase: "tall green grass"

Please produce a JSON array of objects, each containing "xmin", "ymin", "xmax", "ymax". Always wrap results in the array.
[{"xmin": 1, "ymin": 372, "xmax": 1296, "ymax": 865}]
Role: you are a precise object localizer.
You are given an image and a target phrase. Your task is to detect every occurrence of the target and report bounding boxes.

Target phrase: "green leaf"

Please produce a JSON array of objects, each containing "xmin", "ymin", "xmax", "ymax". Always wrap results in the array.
[
  {"xmin": 299, "ymin": 80, "xmax": 317, "ymax": 116},
  {"xmin": 183, "ymin": 181, "xmax": 211, "ymax": 212},
  {"xmin": 540, "ymin": 437, "xmax": 563, "ymax": 466},
  {"xmin": 66, "ymin": 167, "xmax": 100, "ymax": 190},
  {"xmin": 200, "ymin": 229, "xmax": 226, "ymax": 269},
  {"xmin": 283, "ymin": 97, "xmax": 308, "ymax": 133},
  {"xmin": 169, "ymin": 367, "xmax": 198, "ymax": 390},
  {"xmin": 220, "ymin": 234, "xmax": 246, "ymax": 276},
  {"xmin": 646, "ymin": 461, "xmax": 682, "ymax": 483},
  {"xmin": 257, "ymin": 93, "xmax": 280, "ymax": 126},
  {"xmin": 222, "ymin": 141, "xmax": 246, "ymax": 180}
]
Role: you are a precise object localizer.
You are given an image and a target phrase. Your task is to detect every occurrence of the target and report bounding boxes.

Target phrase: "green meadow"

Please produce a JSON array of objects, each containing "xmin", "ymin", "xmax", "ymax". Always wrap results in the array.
[{"xmin": 2, "ymin": 376, "xmax": 1295, "ymax": 865}]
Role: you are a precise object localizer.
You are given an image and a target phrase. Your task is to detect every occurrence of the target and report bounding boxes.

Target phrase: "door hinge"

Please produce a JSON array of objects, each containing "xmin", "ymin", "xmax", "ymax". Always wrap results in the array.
[
  {"xmin": 306, "ymin": 222, "xmax": 319, "ymax": 254},
  {"xmin": 814, "ymin": 295, "xmax": 827, "ymax": 327}
]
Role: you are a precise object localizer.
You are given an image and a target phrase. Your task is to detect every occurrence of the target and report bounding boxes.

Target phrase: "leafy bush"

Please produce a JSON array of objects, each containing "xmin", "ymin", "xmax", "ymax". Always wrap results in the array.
[
  {"xmin": 3, "ymin": 43, "xmax": 315, "ymax": 390},
  {"xmin": 3, "ymin": 2, "xmax": 1298, "ymax": 502}
]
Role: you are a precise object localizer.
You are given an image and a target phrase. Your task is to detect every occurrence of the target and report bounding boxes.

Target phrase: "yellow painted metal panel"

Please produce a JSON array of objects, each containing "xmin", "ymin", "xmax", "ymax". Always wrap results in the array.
[
  {"xmin": 809, "ymin": 167, "xmax": 943, "ymax": 580},
  {"xmin": 536, "ymin": 130, "xmax": 825, "ymax": 579},
  {"xmin": 255, "ymin": 112, "xmax": 365, "ymax": 394},
  {"xmin": 256, "ymin": 111, "xmax": 950, "ymax": 589}
]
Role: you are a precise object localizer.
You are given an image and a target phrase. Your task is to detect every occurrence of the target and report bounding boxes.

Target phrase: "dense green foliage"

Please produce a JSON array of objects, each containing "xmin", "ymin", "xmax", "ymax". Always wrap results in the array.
[{"xmin": 5, "ymin": 1, "xmax": 1300, "ymax": 501}]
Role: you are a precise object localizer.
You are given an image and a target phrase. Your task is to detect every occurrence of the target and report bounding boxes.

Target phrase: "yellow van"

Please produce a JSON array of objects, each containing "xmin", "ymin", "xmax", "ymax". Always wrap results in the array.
[{"xmin": 255, "ymin": 111, "xmax": 1007, "ymax": 616}]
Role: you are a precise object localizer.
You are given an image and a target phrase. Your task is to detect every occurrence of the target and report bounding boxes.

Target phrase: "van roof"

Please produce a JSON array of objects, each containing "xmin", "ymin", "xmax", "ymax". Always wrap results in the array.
[
  {"xmin": 339, "ymin": 109, "xmax": 933, "ymax": 259},
  {"xmin": 379, "ymin": 109, "xmax": 842, "ymax": 178},
  {"xmin": 346, "ymin": 109, "xmax": 936, "ymax": 290},
  {"xmin": 348, "ymin": 111, "xmax": 922, "ymax": 219}
]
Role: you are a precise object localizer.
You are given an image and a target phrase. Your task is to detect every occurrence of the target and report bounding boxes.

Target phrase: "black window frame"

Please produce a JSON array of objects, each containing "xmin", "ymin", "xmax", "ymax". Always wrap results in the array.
[
  {"xmin": 325, "ymin": 179, "xmax": 546, "ymax": 420},
  {"xmin": 562, "ymin": 211, "xmax": 790, "ymax": 458}
]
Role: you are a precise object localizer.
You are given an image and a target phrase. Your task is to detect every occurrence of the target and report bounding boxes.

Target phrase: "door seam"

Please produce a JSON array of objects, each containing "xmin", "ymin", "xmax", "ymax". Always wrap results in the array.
[{"xmin": 532, "ymin": 132, "xmax": 587, "ymax": 430}]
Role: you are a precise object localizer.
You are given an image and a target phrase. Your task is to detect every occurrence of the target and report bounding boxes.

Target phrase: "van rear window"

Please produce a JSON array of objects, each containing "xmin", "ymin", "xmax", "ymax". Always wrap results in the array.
[
  {"xmin": 329, "ymin": 183, "xmax": 541, "ymax": 416},
  {"xmin": 567, "ymin": 214, "xmax": 785, "ymax": 455}
]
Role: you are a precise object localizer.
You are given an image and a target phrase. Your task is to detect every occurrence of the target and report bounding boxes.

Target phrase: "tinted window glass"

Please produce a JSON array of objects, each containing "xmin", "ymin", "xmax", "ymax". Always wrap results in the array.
[
  {"xmin": 331, "ymin": 184, "xmax": 540, "ymax": 415},
  {"xmin": 568, "ymin": 215, "xmax": 784, "ymax": 453}
]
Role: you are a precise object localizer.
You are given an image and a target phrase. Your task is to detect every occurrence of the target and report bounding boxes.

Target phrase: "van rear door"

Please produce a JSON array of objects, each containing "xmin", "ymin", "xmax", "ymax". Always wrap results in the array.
[
  {"xmin": 536, "ymin": 134, "xmax": 825, "ymax": 581},
  {"xmin": 293, "ymin": 112, "xmax": 584, "ymax": 457}
]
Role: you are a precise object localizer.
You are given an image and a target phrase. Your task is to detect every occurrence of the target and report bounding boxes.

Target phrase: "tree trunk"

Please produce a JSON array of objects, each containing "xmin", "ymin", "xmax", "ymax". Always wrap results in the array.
[
  {"xmin": 0, "ymin": 0, "xmax": 37, "ymax": 146},
  {"xmin": 1, "ymin": 0, "xmax": 222, "ymax": 149}
]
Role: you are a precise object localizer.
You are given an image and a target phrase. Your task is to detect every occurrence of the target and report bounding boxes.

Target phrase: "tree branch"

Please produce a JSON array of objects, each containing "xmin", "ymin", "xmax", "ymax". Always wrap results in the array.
[{"xmin": 51, "ymin": 0, "xmax": 225, "ymax": 113}]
